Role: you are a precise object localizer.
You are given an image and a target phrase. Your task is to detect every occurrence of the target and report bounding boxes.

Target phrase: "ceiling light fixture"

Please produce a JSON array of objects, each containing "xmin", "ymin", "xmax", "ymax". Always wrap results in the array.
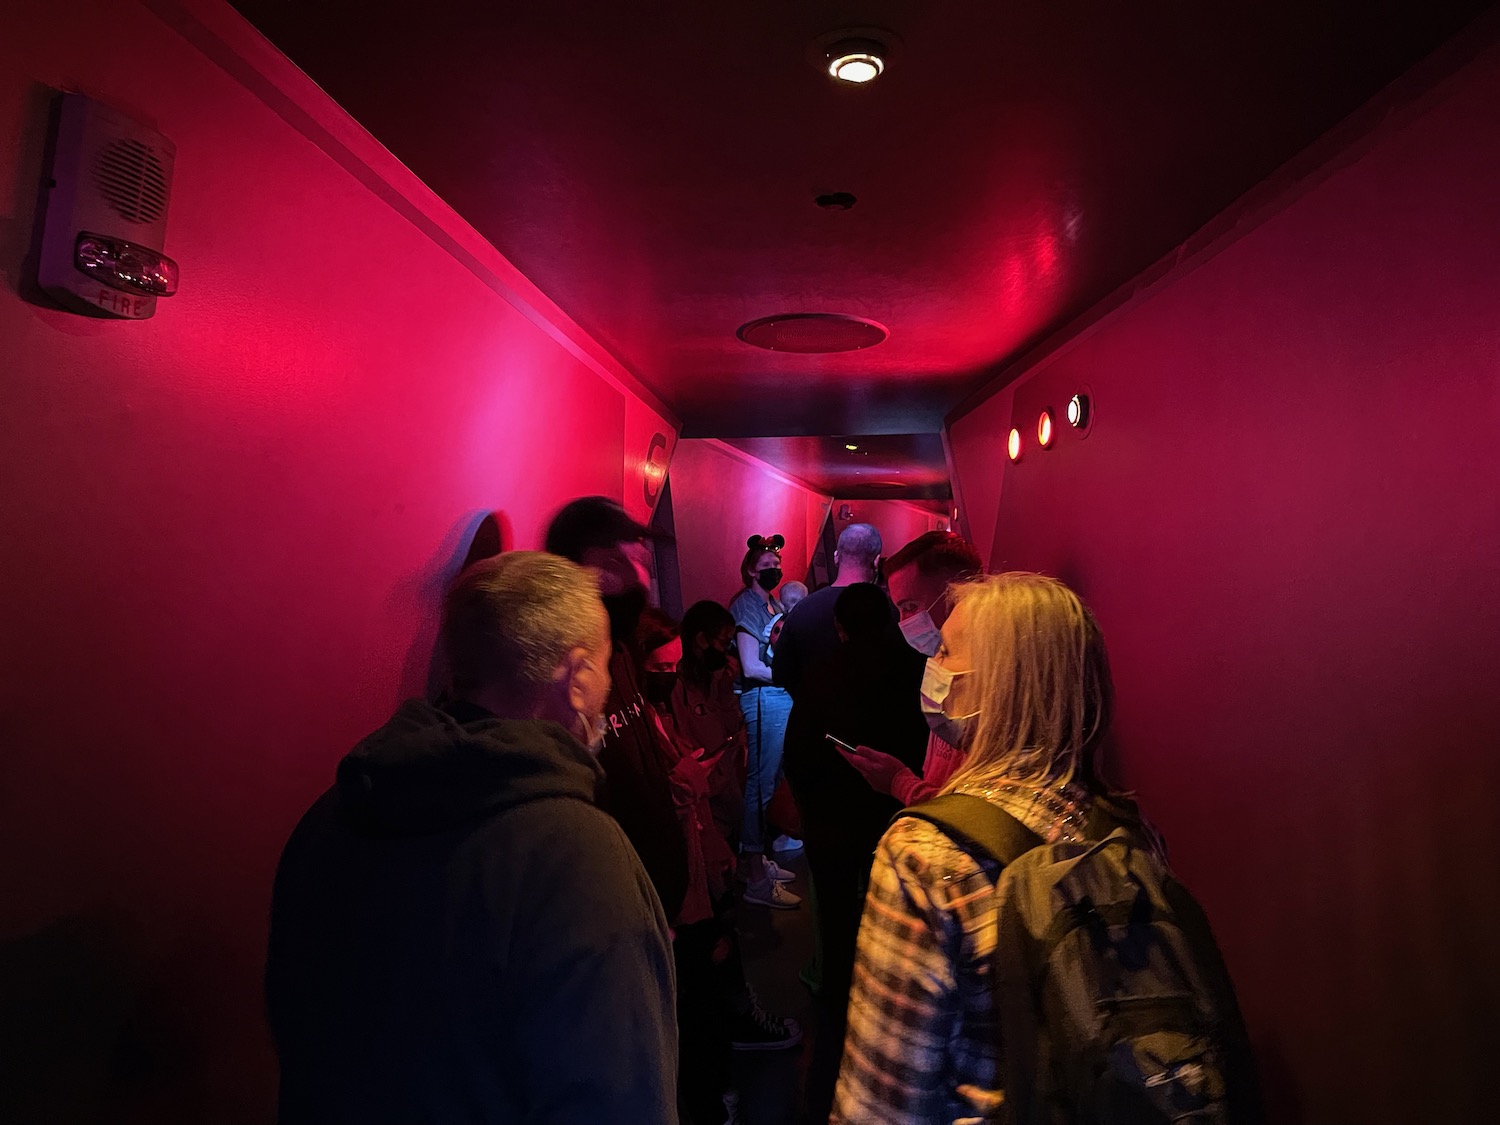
[
  {"xmin": 826, "ymin": 39, "xmax": 886, "ymax": 83},
  {"xmin": 845, "ymin": 443, "xmax": 859, "ymax": 451},
  {"xmin": 810, "ymin": 28, "xmax": 899, "ymax": 86}
]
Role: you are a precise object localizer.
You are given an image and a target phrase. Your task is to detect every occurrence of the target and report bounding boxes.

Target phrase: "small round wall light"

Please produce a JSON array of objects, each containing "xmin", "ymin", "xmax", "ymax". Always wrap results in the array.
[
  {"xmin": 1037, "ymin": 409, "xmax": 1055, "ymax": 448},
  {"xmin": 1067, "ymin": 388, "xmax": 1094, "ymax": 437},
  {"xmin": 1007, "ymin": 427, "xmax": 1023, "ymax": 462},
  {"xmin": 1068, "ymin": 393, "xmax": 1090, "ymax": 428}
]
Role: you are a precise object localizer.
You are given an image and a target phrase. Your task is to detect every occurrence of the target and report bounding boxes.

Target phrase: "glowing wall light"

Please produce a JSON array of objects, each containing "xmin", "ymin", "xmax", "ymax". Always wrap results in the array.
[
  {"xmin": 1074, "ymin": 390, "xmax": 1098, "ymax": 438},
  {"xmin": 1037, "ymin": 409, "xmax": 1054, "ymax": 448},
  {"xmin": 1068, "ymin": 393, "xmax": 1091, "ymax": 429},
  {"xmin": 1007, "ymin": 427, "xmax": 1023, "ymax": 462}
]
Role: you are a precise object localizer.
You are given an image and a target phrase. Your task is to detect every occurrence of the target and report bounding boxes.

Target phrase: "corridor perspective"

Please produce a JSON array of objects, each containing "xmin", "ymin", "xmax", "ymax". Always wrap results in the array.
[{"xmin": 3, "ymin": 2, "xmax": 1499, "ymax": 1123}]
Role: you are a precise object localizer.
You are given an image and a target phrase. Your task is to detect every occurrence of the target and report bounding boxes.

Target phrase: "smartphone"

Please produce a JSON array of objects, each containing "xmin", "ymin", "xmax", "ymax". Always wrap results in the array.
[{"xmin": 825, "ymin": 734, "xmax": 857, "ymax": 753}]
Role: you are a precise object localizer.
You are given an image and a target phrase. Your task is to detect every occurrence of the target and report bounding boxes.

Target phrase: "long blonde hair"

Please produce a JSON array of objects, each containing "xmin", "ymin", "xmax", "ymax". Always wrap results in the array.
[{"xmin": 941, "ymin": 572, "xmax": 1116, "ymax": 793}]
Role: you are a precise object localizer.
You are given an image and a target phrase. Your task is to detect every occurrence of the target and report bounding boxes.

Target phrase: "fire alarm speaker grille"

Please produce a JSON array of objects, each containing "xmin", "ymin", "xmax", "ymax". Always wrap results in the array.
[
  {"xmin": 95, "ymin": 139, "xmax": 169, "ymax": 224},
  {"xmin": 737, "ymin": 313, "xmax": 889, "ymax": 353}
]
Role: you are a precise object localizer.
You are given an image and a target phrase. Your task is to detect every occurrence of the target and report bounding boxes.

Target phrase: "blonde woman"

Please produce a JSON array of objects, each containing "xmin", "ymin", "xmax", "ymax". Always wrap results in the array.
[{"xmin": 831, "ymin": 573, "xmax": 1158, "ymax": 1124}]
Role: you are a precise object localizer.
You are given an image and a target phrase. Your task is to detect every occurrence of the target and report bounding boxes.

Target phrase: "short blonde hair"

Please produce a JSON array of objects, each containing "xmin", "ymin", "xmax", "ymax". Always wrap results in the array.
[
  {"xmin": 942, "ymin": 573, "xmax": 1115, "ymax": 793},
  {"xmin": 443, "ymin": 551, "xmax": 606, "ymax": 697}
]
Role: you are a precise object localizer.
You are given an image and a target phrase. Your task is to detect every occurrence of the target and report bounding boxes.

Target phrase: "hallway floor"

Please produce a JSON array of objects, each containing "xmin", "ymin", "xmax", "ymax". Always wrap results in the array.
[{"xmin": 731, "ymin": 849, "xmax": 824, "ymax": 1125}]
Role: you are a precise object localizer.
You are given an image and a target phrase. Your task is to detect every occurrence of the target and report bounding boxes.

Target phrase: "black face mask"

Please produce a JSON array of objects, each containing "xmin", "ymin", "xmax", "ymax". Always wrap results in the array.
[
  {"xmin": 700, "ymin": 645, "xmax": 729, "ymax": 672},
  {"xmin": 644, "ymin": 670, "xmax": 677, "ymax": 707},
  {"xmin": 601, "ymin": 586, "xmax": 649, "ymax": 642},
  {"xmin": 756, "ymin": 568, "xmax": 783, "ymax": 592}
]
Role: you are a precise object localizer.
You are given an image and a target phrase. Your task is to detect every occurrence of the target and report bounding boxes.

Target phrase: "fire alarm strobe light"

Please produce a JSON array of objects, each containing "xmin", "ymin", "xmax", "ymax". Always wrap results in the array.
[
  {"xmin": 1038, "ymin": 410, "xmax": 1054, "ymax": 448},
  {"xmin": 37, "ymin": 93, "xmax": 178, "ymax": 320},
  {"xmin": 1008, "ymin": 428, "xmax": 1023, "ymax": 462}
]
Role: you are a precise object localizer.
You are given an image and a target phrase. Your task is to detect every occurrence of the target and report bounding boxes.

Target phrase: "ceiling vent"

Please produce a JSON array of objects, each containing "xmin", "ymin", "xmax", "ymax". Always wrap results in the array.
[{"xmin": 736, "ymin": 313, "xmax": 888, "ymax": 353}]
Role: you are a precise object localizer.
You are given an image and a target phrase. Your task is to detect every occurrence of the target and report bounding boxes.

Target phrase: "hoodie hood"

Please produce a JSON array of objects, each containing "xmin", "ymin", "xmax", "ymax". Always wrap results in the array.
[{"xmin": 335, "ymin": 699, "xmax": 604, "ymax": 838}]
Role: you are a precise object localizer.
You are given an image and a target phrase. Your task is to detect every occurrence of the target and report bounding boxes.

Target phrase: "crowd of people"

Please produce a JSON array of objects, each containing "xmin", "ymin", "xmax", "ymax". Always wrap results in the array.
[{"xmin": 265, "ymin": 495, "xmax": 1254, "ymax": 1124}]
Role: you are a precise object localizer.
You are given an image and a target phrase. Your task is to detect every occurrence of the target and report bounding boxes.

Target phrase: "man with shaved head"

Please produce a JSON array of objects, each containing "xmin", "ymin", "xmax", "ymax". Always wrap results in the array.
[{"xmin": 772, "ymin": 523, "xmax": 883, "ymax": 699}]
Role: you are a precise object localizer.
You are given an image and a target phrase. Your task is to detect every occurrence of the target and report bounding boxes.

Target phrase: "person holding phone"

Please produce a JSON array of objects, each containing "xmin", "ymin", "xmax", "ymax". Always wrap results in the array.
[
  {"xmin": 780, "ymin": 582, "xmax": 929, "ymax": 1123},
  {"xmin": 835, "ymin": 531, "xmax": 984, "ymax": 805}
]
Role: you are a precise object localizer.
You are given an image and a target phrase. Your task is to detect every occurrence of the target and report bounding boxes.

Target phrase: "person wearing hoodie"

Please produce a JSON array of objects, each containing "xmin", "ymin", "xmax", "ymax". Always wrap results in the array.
[{"xmin": 266, "ymin": 551, "xmax": 677, "ymax": 1125}]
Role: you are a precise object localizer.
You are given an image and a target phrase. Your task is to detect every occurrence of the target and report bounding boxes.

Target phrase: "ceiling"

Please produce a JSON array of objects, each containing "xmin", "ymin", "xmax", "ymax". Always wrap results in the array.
[
  {"xmin": 230, "ymin": 0, "xmax": 1491, "ymax": 494},
  {"xmin": 721, "ymin": 434, "xmax": 950, "ymax": 504}
]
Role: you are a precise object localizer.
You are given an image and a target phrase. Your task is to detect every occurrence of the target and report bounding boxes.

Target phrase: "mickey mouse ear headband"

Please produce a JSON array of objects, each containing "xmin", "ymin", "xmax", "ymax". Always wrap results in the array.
[{"xmin": 747, "ymin": 533, "xmax": 786, "ymax": 551}]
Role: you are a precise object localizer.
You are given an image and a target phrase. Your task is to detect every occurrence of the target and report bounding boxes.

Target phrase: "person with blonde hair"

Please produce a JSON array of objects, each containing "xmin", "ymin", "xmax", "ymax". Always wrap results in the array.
[{"xmin": 831, "ymin": 572, "xmax": 1155, "ymax": 1124}]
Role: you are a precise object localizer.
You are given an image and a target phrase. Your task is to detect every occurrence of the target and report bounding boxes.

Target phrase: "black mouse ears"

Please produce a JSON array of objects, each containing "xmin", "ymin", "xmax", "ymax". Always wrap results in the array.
[{"xmin": 747, "ymin": 533, "xmax": 786, "ymax": 551}]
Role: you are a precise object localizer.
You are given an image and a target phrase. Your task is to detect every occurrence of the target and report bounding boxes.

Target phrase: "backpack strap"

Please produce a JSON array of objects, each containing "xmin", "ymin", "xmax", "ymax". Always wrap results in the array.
[{"xmin": 899, "ymin": 792, "xmax": 1042, "ymax": 869}]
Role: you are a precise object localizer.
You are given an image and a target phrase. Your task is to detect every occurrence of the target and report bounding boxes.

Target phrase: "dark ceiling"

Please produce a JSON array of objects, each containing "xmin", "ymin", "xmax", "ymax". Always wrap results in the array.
[
  {"xmin": 720, "ymin": 434, "xmax": 951, "ymax": 504},
  {"xmin": 230, "ymin": 0, "xmax": 1490, "ymax": 495}
]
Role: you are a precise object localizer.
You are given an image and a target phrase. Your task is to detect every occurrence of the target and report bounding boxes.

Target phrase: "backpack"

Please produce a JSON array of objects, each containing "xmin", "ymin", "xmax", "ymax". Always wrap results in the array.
[{"xmin": 902, "ymin": 792, "xmax": 1261, "ymax": 1125}]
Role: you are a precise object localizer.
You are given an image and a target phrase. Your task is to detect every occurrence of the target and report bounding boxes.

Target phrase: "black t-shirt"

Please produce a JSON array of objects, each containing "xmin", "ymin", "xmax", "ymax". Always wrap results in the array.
[{"xmin": 595, "ymin": 643, "xmax": 689, "ymax": 923}]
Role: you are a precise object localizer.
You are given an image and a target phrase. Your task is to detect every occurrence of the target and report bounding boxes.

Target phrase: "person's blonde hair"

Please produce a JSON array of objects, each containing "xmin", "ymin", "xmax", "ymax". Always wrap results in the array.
[
  {"xmin": 443, "ymin": 551, "xmax": 606, "ymax": 698},
  {"xmin": 941, "ymin": 572, "xmax": 1115, "ymax": 793}
]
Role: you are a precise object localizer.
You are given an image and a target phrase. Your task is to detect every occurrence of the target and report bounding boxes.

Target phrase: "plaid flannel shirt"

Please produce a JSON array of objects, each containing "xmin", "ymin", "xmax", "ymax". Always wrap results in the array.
[{"xmin": 830, "ymin": 779, "xmax": 1095, "ymax": 1125}]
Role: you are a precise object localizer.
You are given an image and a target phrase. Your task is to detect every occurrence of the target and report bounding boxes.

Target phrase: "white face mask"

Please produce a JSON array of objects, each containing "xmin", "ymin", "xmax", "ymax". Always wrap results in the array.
[
  {"xmin": 899, "ymin": 608, "xmax": 943, "ymax": 657},
  {"xmin": 919, "ymin": 659, "xmax": 978, "ymax": 746}
]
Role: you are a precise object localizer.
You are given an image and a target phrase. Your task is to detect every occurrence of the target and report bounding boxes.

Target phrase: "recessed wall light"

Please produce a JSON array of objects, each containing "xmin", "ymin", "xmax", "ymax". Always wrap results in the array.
[
  {"xmin": 1038, "ymin": 410, "xmax": 1054, "ymax": 448},
  {"xmin": 1068, "ymin": 393, "xmax": 1091, "ymax": 428},
  {"xmin": 1008, "ymin": 428, "xmax": 1023, "ymax": 462}
]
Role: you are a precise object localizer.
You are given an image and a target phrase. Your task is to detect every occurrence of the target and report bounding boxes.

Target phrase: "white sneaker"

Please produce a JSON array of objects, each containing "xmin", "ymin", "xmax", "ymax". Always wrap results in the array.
[
  {"xmin": 743, "ymin": 877, "xmax": 801, "ymax": 909},
  {"xmin": 771, "ymin": 834, "xmax": 804, "ymax": 855},
  {"xmin": 762, "ymin": 857, "xmax": 796, "ymax": 884}
]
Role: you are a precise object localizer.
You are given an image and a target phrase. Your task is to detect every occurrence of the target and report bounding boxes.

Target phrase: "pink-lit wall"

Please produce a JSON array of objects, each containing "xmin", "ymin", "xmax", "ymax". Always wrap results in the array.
[
  {"xmin": 668, "ymin": 439, "xmax": 831, "ymax": 610},
  {"xmin": 948, "ymin": 41, "xmax": 1500, "ymax": 1124},
  {"xmin": 944, "ymin": 382, "xmax": 1014, "ymax": 566},
  {"xmin": 829, "ymin": 499, "xmax": 947, "ymax": 563},
  {"xmin": 0, "ymin": 2, "xmax": 673, "ymax": 1121}
]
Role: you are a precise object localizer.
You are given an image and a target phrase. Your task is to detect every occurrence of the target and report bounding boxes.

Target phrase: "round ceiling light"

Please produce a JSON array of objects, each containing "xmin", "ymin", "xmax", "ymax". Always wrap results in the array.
[
  {"xmin": 736, "ymin": 313, "xmax": 889, "ymax": 353},
  {"xmin": 827, "ymin": 39, "xmax": 885, "ymax": 83}
]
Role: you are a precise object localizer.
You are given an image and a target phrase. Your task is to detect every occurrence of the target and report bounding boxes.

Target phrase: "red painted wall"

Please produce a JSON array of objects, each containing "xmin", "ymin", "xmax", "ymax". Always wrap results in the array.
[
  {"xmin": 668, "ymin": 439, "xmax": 831, "ymax": 611},
  {"xmin": 951, "ymin": 42, "xmax": 1500, "ymax": 1123},
  {"xmin": 0, "ymin": 3, "xmax": 672, "ymax": 1122},
  {"xmin": 829, "ymin": 499, "xmax": 947, "ymax": 564},
  {"xmin": 945, "ymin": 383, "xmax": 1014, "ymax": 566}
]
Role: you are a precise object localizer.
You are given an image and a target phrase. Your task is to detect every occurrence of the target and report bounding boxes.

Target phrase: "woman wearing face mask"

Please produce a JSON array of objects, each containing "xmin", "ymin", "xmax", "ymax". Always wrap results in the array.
[
  {"xmin": 727, "ymin": 535, "xmax": 802, "ymax": 909},
  {"xmin": 656, "ymin": 600, "xmax": 750, "ymax": 848},
  {"xmin": 832, "ymin": 573, "xmax": 1161, "ymax": 1125},
  {"xmin": 635, "ymin": 607, "xmax": 802, "ymax": 1125}
]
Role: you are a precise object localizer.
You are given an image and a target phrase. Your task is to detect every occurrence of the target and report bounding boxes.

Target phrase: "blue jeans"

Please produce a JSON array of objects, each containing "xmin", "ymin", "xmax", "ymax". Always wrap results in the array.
[{"xmin": 738, "ymin": 685, "xmax": 792, "ymax": 855}]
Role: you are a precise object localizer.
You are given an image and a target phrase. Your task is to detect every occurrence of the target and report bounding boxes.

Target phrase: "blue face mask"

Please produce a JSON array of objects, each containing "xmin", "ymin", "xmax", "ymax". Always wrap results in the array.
[
  {"xmin": 919, "ymin": 659, "xmax": 978, "ymax": 747},
  {"xmin": 899, "ymin": 607, "xmax": 943, "ymax": 657}
]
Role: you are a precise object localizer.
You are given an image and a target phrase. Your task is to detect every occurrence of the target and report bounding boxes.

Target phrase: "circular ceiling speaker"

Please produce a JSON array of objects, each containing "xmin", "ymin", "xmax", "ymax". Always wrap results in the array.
[{"xmin": 736, "ymin": 313, "xmax": 889, "ymax": 353}]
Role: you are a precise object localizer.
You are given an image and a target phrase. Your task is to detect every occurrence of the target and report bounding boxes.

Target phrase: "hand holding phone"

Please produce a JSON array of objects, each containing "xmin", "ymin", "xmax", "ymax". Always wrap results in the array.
[{"xmin": 828, "ymin": 737, "xmax": 905, "ymax": 796}]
